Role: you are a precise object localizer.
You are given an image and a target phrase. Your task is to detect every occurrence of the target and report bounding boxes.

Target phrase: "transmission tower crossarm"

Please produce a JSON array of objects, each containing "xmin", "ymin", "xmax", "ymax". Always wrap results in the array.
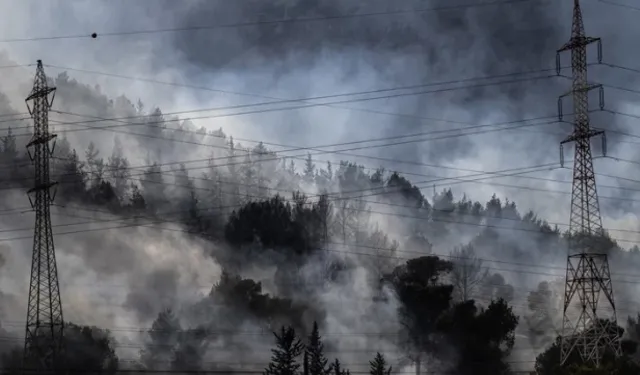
[
  {"xmin": 561, "ymin": 128, "xmax": 603, "ymax": 145},
  {"xmin": 558, "ymin": 36, "xmax": 601, "ymax": 53}
]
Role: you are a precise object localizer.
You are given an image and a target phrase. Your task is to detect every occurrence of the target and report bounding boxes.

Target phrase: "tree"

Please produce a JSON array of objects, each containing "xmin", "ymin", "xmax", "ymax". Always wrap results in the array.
[
  {"xmin": 525, "ymin": 281, "xmax": 561, "ymax": 350},
  {"xmin": 58, "ymin": 149, "xmax": 87, "ymax": 202},
  {"xmin": 225, "ymin": 195, "xmax": 322, "ymax": 257},
  {"xmin": 315, "ymin": 194, "xmax": 333, "ymax": 245},
  {"xmin": 253, "ymin": 142, "xmax": 274, "ymax": 198},
  {"xmin": 264, "ymin": 326, "xmax": 305, "ymax": 375},
  {"xmin": 129, "ymin": 183, "xmax": 146, "ymax": 212},
  {"xmin": 437, "ymin": 299, "xmax": 519, "ymax": 375},
  {"xmin": 206, "ymin": 271, "xmax": 308, "ymax": 335},
  {"xmin": 171, "ymin": 326, "xmax": 209, "ymax": 371},
  {"xmin": 392, "ymin": 256, "xmax": 454, "ymax": 363},
  {"xmin": 64, "ymin": 323, "xmax": 119, "ymax": 373},
  {"xmin": 85, "ymin": 141, "xmax": 104, "ymax": 188},
  {"xmin": 141, "ymin": 309, "xmax": 182, "ymax": 370},
  {"xmin": 332, "ymin": 359, "xmax": 350, "ymax": 375},
  {"xmin": 306, "ymin": 322, "xmax": 330, "ymax": 375},
  {"xmin": 450, "ymin": 244, "xmax": 488, "ymax": 302},
  {"xmin": 141, "ymin": 163, "xmax": 166, "ymax": 212},
  {"xmin": 107, "ymin": 136, "xmax": 130, "ymax": 199},
  {"xmin": 303, "ymin": 153, "xmax": 316, "ymax": 183},
  {"xmin": 0, "ymin": 323, "xmax": 119, "ymax": 374},
  {"xmin": 369, "ymin": 353, "xmax": 392, "ymax": 375},
  {"xmin": 226, "ymin": 137, "xmax": 240, "ymax": 205},
  {"xmin": 334, "ymin": 198, "xmax": 354, "ymax": 244}
]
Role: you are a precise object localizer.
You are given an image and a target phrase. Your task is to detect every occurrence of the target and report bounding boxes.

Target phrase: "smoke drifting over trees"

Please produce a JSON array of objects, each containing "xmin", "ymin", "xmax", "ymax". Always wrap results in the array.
[{"xmin": 0, "ymin": 0, "xmax": 640, "ymax": 374}]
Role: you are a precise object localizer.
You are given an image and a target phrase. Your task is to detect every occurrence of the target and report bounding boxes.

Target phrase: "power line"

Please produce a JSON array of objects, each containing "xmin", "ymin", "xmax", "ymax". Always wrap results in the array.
[
  {"xmin": 4, "ymin": 127, "xmax": 640, "ymax": 232},
  {"xmin": 0, "ymin": 64, "xmax": 32, "ymax": 69},
  {"xmin": 597, "ymin": 0, "xmax": 640, "ymax": 11},
  {"xmin": 4, "ymin": 168, "xmax": 640, "ymax": 246},
  {"xmin": 35, "ymin": 207, "xmax": 640, "ymax": 282},
  {"xmin": 0, "ymin": 0, "xmax": 542, "ymax": 43},
  {"xmin": 4, "ymin": 143, "xmax": 638, "ymax": 211},
  {"xmin": 40, "ymin": 65, "xmax": 567, "ymax": 118},
  {"xmin": 4, "ymin": 72, "xmax": 561, "ymax": 138},
  {"xmin": 0, "ymin": 114, "xmax": 566, "ymax": 187},
  {"xmin": 4, "ymin": 143, "xmax": 640, "ymax": 230},
  {"xmin": 18, "ymin": 158, "xmax": 640, "ymax": 238}
]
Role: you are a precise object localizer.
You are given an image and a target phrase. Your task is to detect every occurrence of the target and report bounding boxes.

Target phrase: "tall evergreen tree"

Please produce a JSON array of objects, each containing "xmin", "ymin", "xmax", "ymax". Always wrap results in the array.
[
  {"xmin": 85, "ymin": 141, "xmax": 105, "ymax": 188},
  {"xmin": 369, "ymin": 353, "xmax": 392, "ymax": 375},
  {"xmin": 306, "ymin": 321, "xmax": 330, "ymax": 375},
  {"xmin": 107, "ymin": 136, "xmax": 130, "ymax": 198},
  {"xmin": 264, "ymin": 326, "xmax": 305, "ymax": 375},
  {"xmin": 303, "ymin": 153, "xmax": 316, "ymax": 183}
]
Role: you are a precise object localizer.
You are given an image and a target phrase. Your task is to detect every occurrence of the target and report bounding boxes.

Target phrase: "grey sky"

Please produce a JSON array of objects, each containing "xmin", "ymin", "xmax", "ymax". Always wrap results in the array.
[{"xmin": 0, "ymin": 0, "xmax": 639, "ymax": 368}]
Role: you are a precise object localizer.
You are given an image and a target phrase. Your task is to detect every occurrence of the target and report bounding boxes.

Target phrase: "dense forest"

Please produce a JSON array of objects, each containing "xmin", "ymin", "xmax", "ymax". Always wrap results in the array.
[{"xmin": 0, "ymin": 72, "xmax": 638, "ymax": 375}]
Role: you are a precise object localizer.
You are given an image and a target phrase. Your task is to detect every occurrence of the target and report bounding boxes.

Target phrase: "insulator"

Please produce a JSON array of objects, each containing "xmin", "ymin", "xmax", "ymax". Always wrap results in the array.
[
  {"xmin": 599, "ymin": 86, "xmax": 605, "ymax": 110},
  {"xmin": 602, "ymin": 132, "xmax": 607, "ymax": 157},
  {"xmin": 597, "ymin": 40, "xmax": 603, "ymax": 64},
  {"xmin": 558, "ymin": 97, "xmax": 563, "ymax": 121},
  {"xmin": 560, "ymin": 144, "xmax": 565, "ymax": 168},
  {"xmin": 50, "ymin": 138, "xmax": 57, "ymax": 156},
  {"xmin": 556, "ymin": 53, "xmax": 562, "ymax": 75}
]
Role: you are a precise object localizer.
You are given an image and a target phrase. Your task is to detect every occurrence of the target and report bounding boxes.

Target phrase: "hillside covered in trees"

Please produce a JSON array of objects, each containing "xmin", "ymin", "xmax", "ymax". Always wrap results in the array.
[{"xmin": 0, "ymin": 72, "xmax": 638, "ymax": 374}]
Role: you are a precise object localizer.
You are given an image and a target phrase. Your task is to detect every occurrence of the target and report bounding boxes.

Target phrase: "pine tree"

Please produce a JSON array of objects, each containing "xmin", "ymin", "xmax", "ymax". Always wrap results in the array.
[
  {"xmin": 264, "ymin": 326, "xmax": 305, "ymax": 375},
  {"xmin": 332, "ymin": 358, "xmax": 350, "ymax": 375},
  {"xmin": 107, "ymin": 136, "xmax": 130, "ymax": 198},
  {"xmin": 85, "ymin": 141, "xmax": 104, "ymax": 188},
  {"xmin": 369, "ymin": 353, "xmax": 392, "ymax": 375},
  {"xmin": 303, "ymin": 153, "xmax": 316, "ymax": 182},
  {"xmin": 227, "ymin": 137, "xmax": 240, "ymax": 204},
  {"xmin": 306, "ymin": 321, "xmax": 330, "ymax": 375}
]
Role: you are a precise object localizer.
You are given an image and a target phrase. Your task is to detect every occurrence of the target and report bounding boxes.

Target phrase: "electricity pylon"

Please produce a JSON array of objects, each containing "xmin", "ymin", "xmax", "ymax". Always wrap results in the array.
[
  {"xmin": 557, "ymin": 0, "xmax": 621, "ymax": 366},
  {"xmin": 22, "ymin": 60, "xmax": 65, "ymax": 373}
]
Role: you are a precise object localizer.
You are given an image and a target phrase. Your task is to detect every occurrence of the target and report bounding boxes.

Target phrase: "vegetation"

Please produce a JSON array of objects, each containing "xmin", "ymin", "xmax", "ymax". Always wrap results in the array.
[{"xmin": 0, "ymin": 75, "xmax": 639, "ymax": 374}]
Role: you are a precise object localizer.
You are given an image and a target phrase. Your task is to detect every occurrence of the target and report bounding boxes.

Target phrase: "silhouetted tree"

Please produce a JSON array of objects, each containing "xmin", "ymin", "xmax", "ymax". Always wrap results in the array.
[
  {"xmin": 264, "ymin": 326, "xmax": 305, "ymax": 375},
  {"xmin": 369, "ymin": 353, "xmax": 392, "ymax": 375},
  {"xmin": 437, "ymin": 298, "xmax": 518, "ymax": 375},
  {"xmin": 303, "ymin": 153, "xmax": 316, "ymax": 183},
  {"xmin": 392, "ymin": 256, "xmax": 453, "ymax": 359},
  {"xmin": 107, "ymin": 136, "xmax": 130, "ymax": 198},
  {"xmin": 306, "ymin": 322, "xmax": 330, "ymax": 375},
  {"xmin": 0, "ymin": 323, "xmax": 119, "ymax": 374}
]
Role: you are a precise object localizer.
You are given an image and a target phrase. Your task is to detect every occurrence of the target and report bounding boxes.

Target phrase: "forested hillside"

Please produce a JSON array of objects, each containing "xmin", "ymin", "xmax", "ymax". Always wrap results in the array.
[{"xmin": 0, "ymin": 73, "xmax": 639, "ymax": 374}]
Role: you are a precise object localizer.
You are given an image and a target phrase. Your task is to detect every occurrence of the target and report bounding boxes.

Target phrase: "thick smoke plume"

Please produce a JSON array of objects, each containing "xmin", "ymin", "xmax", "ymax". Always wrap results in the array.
[{"xmin": 0, "ymin": 0, "xmax": 640, "ymax": 373}]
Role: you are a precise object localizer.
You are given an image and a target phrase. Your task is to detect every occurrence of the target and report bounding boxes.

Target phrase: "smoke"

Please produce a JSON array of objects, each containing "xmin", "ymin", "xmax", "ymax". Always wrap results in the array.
[{"xmin": 0, "ymin": 0, "xmax": 640, "ymax": 372}]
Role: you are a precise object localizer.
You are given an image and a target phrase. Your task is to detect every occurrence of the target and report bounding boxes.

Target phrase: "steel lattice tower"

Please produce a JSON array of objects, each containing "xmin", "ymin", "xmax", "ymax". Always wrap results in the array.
[
  {"xmin": 22, "ymin": 60, "xmax": 64, "ymax": 373},
  {"xmin": 557, "ymin": 0, "xmax": 621, "ymax": 366}
]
